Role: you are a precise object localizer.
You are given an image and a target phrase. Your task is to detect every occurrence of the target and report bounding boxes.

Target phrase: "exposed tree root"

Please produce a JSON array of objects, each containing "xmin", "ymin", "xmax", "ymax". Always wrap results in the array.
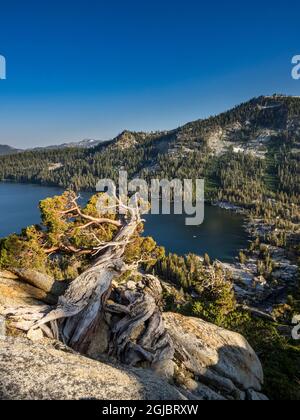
[{"xmin": 4, "ymin": 193, "xmax": 174, "ymax": 367}]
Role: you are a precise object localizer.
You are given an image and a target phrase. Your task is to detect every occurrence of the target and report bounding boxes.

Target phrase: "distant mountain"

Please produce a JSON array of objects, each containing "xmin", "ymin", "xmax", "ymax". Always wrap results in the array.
[
  {"xmin": 33, "ymin": 139, "xmax": 103, "ymax": 151},
  {"xmin": 0, "ymin": 95, "xmax": 299, "ymax": 192},
  {"xmin": 3, "ymin": 94, "xmax": 300, "ymax": 159},
  {"xmin": 96, "ymin": 95, "xmax": 300, "ymax": 160},
  {"xmin": 0, "ymin": 139, "xmax": 103, "ymax": 155},
  {"xmin": 0, "ymin": 145, "xmax": 22, "ymax": 155}
]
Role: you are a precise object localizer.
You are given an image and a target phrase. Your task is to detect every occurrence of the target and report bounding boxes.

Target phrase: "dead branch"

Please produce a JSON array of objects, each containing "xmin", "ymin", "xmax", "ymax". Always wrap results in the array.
[
  {"xmin": 61, "ymin": 194, "xmax": 122, "ymax": 228},
  {"xmin": 4, "ymin": 193, "xmax": 174, "ymax": 368}
]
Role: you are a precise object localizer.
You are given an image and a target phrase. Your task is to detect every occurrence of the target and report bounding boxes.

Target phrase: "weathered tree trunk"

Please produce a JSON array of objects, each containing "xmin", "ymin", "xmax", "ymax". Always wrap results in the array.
[
  {"xmin": 108, "ymin": 275, "xmax": 174, "ymax": 367},
  {"xmin": 5, "ymin": 200, "xmax": 140, "ymax": 345},
  {"xmin": 4, "ymin": 197, "xmax": 174, "ymax": 371}
]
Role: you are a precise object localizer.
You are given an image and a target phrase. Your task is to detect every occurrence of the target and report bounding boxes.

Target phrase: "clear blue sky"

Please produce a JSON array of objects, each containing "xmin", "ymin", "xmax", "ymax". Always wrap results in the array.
[{"xmin": 0, "ymin": 0, "xmax": 300, "ymax": 148}]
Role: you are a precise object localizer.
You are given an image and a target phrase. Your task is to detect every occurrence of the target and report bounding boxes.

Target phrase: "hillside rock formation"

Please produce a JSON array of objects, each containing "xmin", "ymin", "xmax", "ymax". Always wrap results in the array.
[
  {"xmin": 0, "ymin": 337, "xmax": 186, "ymax": 400},
  {"xmin": 163, "ymin": 313, "xmax": 266, "ymax": 400},
  {"xmin": 0, "ymin": 270, "xmax": 267, "ymax": 400}
]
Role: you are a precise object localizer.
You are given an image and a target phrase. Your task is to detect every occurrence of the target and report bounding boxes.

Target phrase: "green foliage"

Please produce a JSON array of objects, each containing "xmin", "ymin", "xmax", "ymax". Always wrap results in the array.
[
  {"xmin": 155, "ymin": 253, "xmax": 236, "ymax": 324},
  {"xmin": 204, "ymin": 253, "xmax": 211, "ymax": 266},
  {"xmin": 0, "ymin": 228, "xmax": 48, "ymax": 272},
  {"xmin": 0, "ymin": 191, "xmax": 162, "ymax": 280},
  {"xmin": 124, "ymin": 233, "xmax": 165, "ymax": 269},
  {"xmin": 239, "ymin": 251, "xmax": 247, "ymax": 264}
]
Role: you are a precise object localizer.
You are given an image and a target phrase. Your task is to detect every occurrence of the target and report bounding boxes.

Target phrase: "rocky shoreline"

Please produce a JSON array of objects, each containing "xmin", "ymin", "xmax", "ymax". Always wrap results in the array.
[
  {"xmin": 212, "ymin": 201, "xmax": 245, "ymax": 213},
  {"xmin": 213, "ymin": 201, "xmax": 299, "ymax": 317}
]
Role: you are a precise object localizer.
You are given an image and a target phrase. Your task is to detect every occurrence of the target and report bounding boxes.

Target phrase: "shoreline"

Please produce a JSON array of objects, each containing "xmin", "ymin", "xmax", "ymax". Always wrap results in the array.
[{"xmin": 213, "ymin": 200, "xmax": 299, "ymax": 315}]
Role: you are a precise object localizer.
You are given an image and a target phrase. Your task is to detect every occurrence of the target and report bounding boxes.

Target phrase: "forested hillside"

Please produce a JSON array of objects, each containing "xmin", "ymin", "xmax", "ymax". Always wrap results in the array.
[
  {"xmin": 0, "ymin": 95, "xmax": 299, "ymax": 200},
  {"xmin": 0, "ymin": 145, "xmax": 21, "ymax": 155}
]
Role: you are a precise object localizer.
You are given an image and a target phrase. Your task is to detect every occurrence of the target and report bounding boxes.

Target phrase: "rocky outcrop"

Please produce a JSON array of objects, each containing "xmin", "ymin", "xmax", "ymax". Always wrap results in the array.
[
  {"xmin": 0, "ymin": 273, "xmax": 57, "ymax": 307},
  {"xmin": 219, "ymin": 224, "xmax": 299, "ymax": 312},
  {"xmin": 0, "ymin": 271, "xmax": 268, "ymax": 400},
  {"xmin": 0, "ymin": 337, "xmax": 186, "ymax": 400},
  {"xmin": 163, "ymin": 313, "xmax": 265, "ymax": 400},
  {"xmin": 0, "ymin": 316, "xmax": 267, "ymax": 401}
]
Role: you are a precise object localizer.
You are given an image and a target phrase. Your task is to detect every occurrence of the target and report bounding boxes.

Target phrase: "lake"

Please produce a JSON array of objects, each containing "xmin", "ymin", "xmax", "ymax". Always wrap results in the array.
[{"xmin": 0, "ymin": 182, "xmax": 249, "ymax": 262}]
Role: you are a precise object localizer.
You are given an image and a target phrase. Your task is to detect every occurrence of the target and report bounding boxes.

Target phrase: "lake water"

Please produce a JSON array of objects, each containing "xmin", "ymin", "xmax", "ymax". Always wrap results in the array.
[{"xmin": 0, "ymin": 182, "xmax": 249, "ymax": 262}]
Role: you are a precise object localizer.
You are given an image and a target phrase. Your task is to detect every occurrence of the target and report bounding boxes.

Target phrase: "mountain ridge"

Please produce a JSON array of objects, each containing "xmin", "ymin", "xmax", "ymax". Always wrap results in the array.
[
  {"xmin": 0, "ymin": 145, "xmax": 22, "ymax": 155},
  {"xmin": 2, "ymin": 94, "xmax": 300, "ymax": 157},
  {"xmin": 0, "ymin": 94, "xmax": 299, "ymax": 192},
  {"xmin": 0, "ymin": 139, "xmax": 103, "ymax": 155}
]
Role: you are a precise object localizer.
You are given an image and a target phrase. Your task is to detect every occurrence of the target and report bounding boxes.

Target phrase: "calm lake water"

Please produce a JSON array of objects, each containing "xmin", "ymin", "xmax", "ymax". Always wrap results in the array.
[{"xmin": 0, "ymin": 182, "xmax": 249, "ymax": 262}]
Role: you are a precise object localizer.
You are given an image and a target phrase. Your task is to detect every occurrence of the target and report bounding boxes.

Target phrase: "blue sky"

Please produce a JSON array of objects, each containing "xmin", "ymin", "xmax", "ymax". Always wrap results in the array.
[{"xmin": 0, "ymin": 0, "xmax": 300, "ymax": 148}]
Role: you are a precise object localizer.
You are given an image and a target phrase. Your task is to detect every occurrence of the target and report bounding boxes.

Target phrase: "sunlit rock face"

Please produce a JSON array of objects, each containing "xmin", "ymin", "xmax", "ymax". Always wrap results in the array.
[
  {"xmin": 0, "ymin": 337, "xmax": 186, "ymax": 401},
  {"xmin": 163, "ymin": 313, "xmax": 267, "ymax": 400}
]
